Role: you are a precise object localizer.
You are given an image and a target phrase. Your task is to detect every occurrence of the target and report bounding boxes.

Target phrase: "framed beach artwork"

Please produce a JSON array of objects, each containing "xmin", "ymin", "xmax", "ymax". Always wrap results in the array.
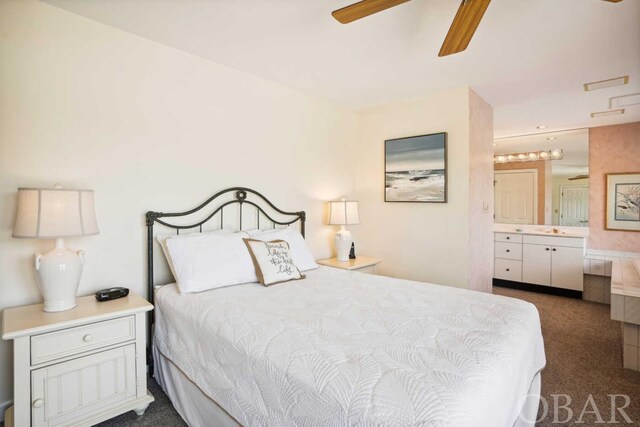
[
  {"xmin": 385, "ymin": 132, "xmax": 447, "ymax": 203},
  {"xmin": 606, "ymin": 172, "xmax": 640, "ymax": 232}
]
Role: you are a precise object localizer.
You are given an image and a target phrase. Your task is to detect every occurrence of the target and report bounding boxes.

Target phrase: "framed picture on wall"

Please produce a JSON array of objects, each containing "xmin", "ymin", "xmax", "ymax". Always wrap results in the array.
[
  {"xmin": 606, "ymin": 172, "xmax": 640, "ymax": 232},
  {"xmin": 385, "ymin": 132, "xmax": 447, "ymax": 203}
]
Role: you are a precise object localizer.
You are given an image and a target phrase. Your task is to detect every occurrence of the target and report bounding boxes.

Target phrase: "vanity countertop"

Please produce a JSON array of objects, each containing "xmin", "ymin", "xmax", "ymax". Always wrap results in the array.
[{"xmin": 494, "ymin": 224, "xmax": 588, "ymax": 238}]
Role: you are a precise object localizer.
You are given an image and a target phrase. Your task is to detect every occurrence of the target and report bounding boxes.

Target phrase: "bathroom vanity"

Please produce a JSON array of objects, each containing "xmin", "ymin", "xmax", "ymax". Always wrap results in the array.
[{"xmin": 494, "ymin": 226, "xmax": 587, "ymax": 296}]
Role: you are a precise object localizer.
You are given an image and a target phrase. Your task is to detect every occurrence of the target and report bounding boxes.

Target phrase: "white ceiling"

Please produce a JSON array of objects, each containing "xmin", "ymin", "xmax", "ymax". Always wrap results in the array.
[{"xmin": 43, "ymin": 0, "xmax": 640, "ymax": 137}]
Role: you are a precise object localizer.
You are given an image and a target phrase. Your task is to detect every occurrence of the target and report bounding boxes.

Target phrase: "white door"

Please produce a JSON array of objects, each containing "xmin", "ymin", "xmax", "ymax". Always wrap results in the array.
[
  {"xmin": 32, "ymin": 345, "xmax": 136, "ymax": 426},
  {"xmin": 522, "ymin": 244, "xmax": 551, "ymax": 286},
  {"xmin": 551, "ymin": 246, "xmax": 584, "ymax": 291},
  {"xmin": 495, "ymin": 171, "xmax": 537, "ymax": 224},
  {"xmin": 560, "ymin": 186, "xmax": 589, "ymax": 227}
]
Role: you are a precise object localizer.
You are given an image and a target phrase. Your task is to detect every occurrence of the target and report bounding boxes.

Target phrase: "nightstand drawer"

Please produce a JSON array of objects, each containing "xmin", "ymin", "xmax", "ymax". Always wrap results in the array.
[{"xmin": 31, "ymin": 316, "xmax": 135, "ymax": 365}]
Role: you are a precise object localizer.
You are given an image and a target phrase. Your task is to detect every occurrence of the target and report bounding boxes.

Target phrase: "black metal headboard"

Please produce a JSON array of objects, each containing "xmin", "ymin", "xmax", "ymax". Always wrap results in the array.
[
  {"xmin": 146, "ymin": 185, "xmax": 306, "ymax": 301},
  {"xmin": 144, "ymin": 187, "xmax": 306, "ymax": 374}
]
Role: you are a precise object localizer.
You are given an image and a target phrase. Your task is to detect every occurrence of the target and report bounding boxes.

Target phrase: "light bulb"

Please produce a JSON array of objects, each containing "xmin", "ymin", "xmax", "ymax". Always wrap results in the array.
[{"xmin": 550, "ymin": 149, "xmax": 563, "ymax": 160}]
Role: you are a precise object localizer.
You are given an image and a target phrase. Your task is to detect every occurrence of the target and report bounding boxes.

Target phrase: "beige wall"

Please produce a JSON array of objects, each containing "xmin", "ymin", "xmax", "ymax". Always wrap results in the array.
[
  {"xmin": 589, "ymin": 122, "xmax": 640, "ymax": 251},
  {"xmin": 354, "ymin": 88, "xmax": 494, "ymax": 291},
  {"xmin": 0, "ymin": 0, "xmax": 496, "ymax": 407},
  {"xmin": 0, "ymin": 0, "xmax": 358, "ymax": 405}
]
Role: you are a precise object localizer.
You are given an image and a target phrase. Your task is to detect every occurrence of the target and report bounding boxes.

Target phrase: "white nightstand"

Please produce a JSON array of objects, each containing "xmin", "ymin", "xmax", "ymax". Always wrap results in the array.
[
  {"xmin": 2, "ymin": 292, "xmax": 154, "ymax": 427},
  {"xmin": 317, "ymin": 256, "xmax": 382, "ymax": 274}
]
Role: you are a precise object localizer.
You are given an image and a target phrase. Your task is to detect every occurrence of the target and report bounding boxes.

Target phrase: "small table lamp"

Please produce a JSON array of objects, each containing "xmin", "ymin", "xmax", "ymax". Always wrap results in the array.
[
  {"xmin": 12, "ymin": 185, "xmax": 99, "ymax": 312},
  {"xmin": 328, "ymin": 199, "xmax": 359, "ymax": 262}
]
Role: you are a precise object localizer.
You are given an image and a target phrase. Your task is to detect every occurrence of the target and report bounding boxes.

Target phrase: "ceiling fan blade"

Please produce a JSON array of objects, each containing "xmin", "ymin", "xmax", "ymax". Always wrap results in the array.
[
  {"xmin": 332, "ymin": 0, "xmax": 410, "ymax": 24},
  {"xmin": 602, "ymin": 0, "xmax": 623, "ymax": 2},
  {"xmin": 568, "ymin": 175, "xmax": 590, "ymax": 181},
  {"xmin": 439, "ymin": 0, "xmax": 491, "ymax": 57}
]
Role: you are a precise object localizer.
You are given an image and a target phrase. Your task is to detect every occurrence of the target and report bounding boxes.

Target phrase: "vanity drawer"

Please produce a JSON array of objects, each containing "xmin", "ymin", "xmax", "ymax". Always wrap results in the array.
[
  {"xmin": 495, "ymin": 233, "xmax": 523, "ymax": 243},
  {"xmin": 31, "ymin": 316, "xmax": 135, "ymax": 365},
  {"xmin": 495, "ymin": 259, "xmax": 522, "ymax": 282},
  {"xmin": 495, "ymin": 242, "xmax": 522, "ymax": 260}
]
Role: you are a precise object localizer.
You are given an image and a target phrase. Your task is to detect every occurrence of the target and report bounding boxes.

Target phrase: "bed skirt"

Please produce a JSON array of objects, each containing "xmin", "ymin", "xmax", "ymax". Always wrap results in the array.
[{"xmin": 153, "ymin": 343, "xmax": 240, "ymax": 427}]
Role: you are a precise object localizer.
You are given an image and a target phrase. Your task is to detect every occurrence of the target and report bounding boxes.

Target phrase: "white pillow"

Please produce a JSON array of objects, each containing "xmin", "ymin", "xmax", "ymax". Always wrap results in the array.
[
  {"xmin": 250, "ymin": 228, "xmax": 318, "ymax": 271},
  {"xmin": 157, "ymin": 229, "xmax": 235, "ymax": 280},
  {"xmin": 244, "ymin": 228, "xmax": 289, "ymax": 237},
  {"xmin": 243, "ymin": 238, "xmax": 305, "ymax": 286},
  {"xmin": 165, "ymin": 232, "xmax": 257, "ymax": 294}
]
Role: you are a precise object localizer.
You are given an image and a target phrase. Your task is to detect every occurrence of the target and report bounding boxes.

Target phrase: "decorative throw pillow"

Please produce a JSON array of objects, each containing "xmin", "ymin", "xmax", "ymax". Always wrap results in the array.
[
  {"xmin": 248, "ymin": 228, "xmax": 318, "ymax": 271},
  {"xmin": 243, "ymin": 238, "xmax": 305, "ymax": 286}
]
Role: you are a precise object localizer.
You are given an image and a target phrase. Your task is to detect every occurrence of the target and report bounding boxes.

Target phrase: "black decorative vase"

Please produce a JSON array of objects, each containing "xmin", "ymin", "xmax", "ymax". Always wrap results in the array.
[{"xmin": 349, "ymin": 242, "xmax": 356, "ymax": 259}]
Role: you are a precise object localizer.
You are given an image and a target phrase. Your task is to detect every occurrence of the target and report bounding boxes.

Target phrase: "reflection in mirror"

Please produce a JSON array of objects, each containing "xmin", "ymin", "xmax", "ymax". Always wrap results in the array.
[{"xmin": 493, "ymin": 129, "xmax": 589, "ymax": 227}]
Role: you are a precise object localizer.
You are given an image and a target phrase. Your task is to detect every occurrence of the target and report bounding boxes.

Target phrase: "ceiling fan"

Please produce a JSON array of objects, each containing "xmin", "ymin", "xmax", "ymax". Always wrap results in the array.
[
  {"xmin": 332, "ymin": 0, "xmax": 624, "ymax": 57},
  {"xmin": 568, "ymin": 174, "xmax": 589, "ymax": 181}
]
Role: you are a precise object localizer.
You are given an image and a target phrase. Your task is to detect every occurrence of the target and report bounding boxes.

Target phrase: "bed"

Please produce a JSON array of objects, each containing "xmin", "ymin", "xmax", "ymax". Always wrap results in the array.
[{"xmin": 146, "ymin": 188, "xmax": 546, "ymax": 427}]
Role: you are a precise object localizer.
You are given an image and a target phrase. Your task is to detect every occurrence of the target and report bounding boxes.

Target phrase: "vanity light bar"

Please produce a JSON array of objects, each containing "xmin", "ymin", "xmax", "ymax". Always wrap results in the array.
[
  {"xmin": 590, "ymin": 109, "xmax": 625, "ymax": 118},
  {"xmin": 583, "ymin": 75, "xmax": 629, "ymax": 92},
  {"xmin": 494, "ymin": 149, "xmax": 563, "ymax": 164}
]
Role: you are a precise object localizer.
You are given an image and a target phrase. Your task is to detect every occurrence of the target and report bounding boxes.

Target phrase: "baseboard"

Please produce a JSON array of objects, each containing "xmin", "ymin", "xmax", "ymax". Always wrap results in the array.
[
  {"xmin": 493, "ymin": 278, "xmax": 583, "ymax": 299},
  {"xmin": 0, "ymin": 400, "xmax": 13, "ymax": 422}
]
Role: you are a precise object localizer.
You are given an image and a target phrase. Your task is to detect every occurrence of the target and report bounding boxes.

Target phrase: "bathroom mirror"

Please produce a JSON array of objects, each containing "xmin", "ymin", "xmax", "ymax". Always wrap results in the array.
[{"xmin": 493, "ymin": 128, "xmax": 589, "ymax": 227}]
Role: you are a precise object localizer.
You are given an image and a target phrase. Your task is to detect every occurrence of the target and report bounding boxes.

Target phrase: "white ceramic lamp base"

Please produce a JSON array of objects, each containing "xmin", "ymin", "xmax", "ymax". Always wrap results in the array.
[
  {"xmin": 334, "ymin": 227, "xmax": 353, "ymax": 262},
  {"xmin": 35, "ymin": 238, "xmax": 85, "ymax": 312}
]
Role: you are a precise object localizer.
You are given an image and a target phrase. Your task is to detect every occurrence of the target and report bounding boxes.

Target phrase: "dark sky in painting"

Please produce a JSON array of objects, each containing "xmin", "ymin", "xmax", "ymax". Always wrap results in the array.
[{"xmin": 385, "ymin": 134, "xmax": 445, "ymax": 172}]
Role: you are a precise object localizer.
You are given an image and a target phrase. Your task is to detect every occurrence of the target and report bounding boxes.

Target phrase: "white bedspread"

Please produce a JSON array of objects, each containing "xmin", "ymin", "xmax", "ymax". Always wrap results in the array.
[{"xmin": 154, "ymin": 267, "xmax": 545, "ymax": 427}]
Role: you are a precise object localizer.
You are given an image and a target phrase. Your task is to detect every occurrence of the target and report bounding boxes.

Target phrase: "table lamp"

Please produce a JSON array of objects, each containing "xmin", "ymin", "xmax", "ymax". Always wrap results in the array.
[
  {"xmin": 328, "ymin": 199, "xmax": 359, "ymax": 262},
  {"xmin": 12, "ymin": 185, "xmax": 99, "ymax": 312}
]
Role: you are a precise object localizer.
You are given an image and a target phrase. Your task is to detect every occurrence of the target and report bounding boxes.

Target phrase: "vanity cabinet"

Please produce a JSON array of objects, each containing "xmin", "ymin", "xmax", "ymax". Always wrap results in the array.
[
  {"xmin": 522, "ymin": 235, "xmax": 584, "ymax": 291},
  {"xmin": 494, "ymin": 234, "xmax": 523, "ymax": 281},
  {"xmin": 494, "ymin": 232, "xmax": 585, "ymax": 292}
]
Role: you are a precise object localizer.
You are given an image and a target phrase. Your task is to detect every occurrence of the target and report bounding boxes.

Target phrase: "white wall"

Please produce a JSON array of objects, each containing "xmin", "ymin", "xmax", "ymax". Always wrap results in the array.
[
  {"xmin": 353, "ymin": 87, "xmax": 494, "ymax": 290},
  {"xmin": 0, "ymin": 0, "xmax": 357, "ymax": 405}
]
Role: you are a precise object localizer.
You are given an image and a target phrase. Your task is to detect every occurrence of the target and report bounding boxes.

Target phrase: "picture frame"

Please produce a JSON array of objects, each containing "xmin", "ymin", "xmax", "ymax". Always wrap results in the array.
[
  {"xmin": 605, "ymin": 172, "xmax": 640, "ymax": 232},
  {"xmin": 385, "ymin": 132, "xmax": 447, "ymax": 203}
]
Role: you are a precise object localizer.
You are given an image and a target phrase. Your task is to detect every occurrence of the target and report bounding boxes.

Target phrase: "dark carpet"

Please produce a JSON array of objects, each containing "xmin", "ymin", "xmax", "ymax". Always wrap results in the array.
[
  {"xmin": 96, "ymin": 378, "xmax": 186, "ymax": 427},
  {"xmin": 65, "ymin": 288, "xmax": 640, "ymax": 426},
  {"xmin": 494, "ymin": 286, "xmax": 640, "ymax": 426}
]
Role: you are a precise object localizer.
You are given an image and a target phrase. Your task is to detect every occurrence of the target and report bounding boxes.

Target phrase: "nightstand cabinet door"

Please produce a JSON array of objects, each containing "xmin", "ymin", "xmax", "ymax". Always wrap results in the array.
[{"xmin": 31, "ymin": 344, "xmax": 136, "ymax": 426}]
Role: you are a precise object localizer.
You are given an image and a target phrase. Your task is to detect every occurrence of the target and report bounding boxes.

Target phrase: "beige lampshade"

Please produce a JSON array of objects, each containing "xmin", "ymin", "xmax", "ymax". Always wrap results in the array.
[
  {"xmin": 13, "ymin": 186, "xmax": 99, "ymax": 239},
  {"xmin": 328, "ymin": 200, "xmax": 360, "ymax": 225}
]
